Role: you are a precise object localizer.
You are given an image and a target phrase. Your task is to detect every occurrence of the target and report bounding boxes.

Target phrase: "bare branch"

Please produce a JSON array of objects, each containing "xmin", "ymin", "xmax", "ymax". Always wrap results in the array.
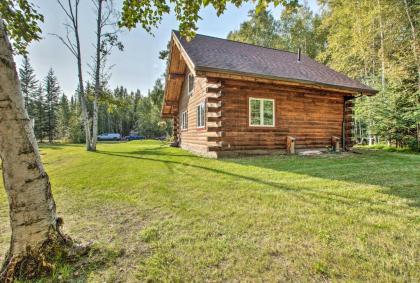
[
  {"xmin": 57, "ymin": 0, "xmax": 73, "ymax": 21},
  {"xmin": 49, "ymin": 33, "xmax": 77, "ymax": 57}
]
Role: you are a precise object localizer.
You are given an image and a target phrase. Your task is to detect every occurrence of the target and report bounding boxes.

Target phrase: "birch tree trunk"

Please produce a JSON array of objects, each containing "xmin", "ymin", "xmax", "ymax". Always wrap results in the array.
[
  {"xmin": 377, "ymin": 0, "xmax": 386, "ymax": 91},
  {"xmin": 403, "ymin": 0, "xmax": 420, "ymax": 92},
  {"xmin": 0, "ymin": 20, "xmax": 72, "ymax": 282},
  {"xmin": 75, "ymin": 16, "xmax": 92, "ymax": 151},
  {"xmin": 91, "ymin": 0, "xmax": 104, "ymax": 152},
  {"xmin": 55, "ymin": 0, "xmax": 92, "ymax": 151}
]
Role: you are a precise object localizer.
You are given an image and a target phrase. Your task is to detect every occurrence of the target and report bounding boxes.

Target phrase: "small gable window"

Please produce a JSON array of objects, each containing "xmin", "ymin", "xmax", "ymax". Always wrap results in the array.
[
  {"xmin": 197, "ymin": 102, "xmax": 206, "ymax": 128},
  {"xmin": 181, "ymin": 111, "xmax": 188, "ymax": 130},
  {"xmin": 249, "ymin": 98, "xmax": 275, "ymax": 127},
  {"xmin": 188, "ymin": 73, "xmax": 194, "ymax": 96}
]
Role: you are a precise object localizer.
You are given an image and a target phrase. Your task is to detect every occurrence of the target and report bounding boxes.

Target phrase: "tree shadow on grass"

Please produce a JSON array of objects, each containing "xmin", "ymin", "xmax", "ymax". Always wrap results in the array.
[
  {"xmin": 108, "ymin": 149, "xmax": 202, "ymax": 159},
  {"xmin": 39, "ymin": 143, "xmax": 85, "ymax": 150},
  {"xmin": 105, "ymin": 144, "xmax": 203, "ymax": 159},
  {"xmin": 94, "ymin": 150, "xmax": 418, "ymax": 219},
  {"xmin": 226, "ymin": 151, "xmax": 420, "ymax": 208}
]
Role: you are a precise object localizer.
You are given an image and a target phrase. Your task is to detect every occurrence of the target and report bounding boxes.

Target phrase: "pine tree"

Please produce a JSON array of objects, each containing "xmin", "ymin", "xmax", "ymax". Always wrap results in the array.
[
  {"xmin": 58, "ymin": 94, "xmax": 71, "ymax": 140},
  {"xmin": 68, "ymin": 92, "xmax": 85, "ymax": 143},
  {"xmin": 19, "ymin": 55, "xmax": 38, "ymax": 117},
  {"xmin": 33, "ymin": 83, "xmax": 47, "ymax": 142},
  {"xmin": 149, "ymin": 79, "xmax": 164, "ymax": 108},
  {"xmin": 44, "ymin": 68, "xmax": 61, "ymax": 143}
]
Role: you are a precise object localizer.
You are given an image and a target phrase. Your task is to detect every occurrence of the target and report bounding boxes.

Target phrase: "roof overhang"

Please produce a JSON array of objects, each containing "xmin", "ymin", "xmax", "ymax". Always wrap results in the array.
[
  {"xmin": 161, "ymin": 32, "xmax": 378, "ymax": 118},
  {"xmin": 161, "ymin": 32, "xmax": 196, "ymax": 118},
  {"xmin": 195, "ymin": 66, "xmax": 378, "ymax": 96}
]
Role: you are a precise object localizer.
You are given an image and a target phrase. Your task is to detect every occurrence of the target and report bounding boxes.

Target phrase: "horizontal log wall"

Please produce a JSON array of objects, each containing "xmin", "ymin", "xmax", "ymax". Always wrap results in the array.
[
  {"xmin": 175, "ymin": 75, "xmax": 353, "ymax": 157},
  {"xmin": 178, "ymin": 74, "xmax": 214, "ymax": 156},
  {"xmin": 218, "ymin": 78, "xmax": 347, "ymax": 152}
]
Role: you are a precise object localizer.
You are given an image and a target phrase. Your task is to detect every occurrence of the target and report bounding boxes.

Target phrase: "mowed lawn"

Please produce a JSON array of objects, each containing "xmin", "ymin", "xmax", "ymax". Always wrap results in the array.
[{"xmin": 0, "ymin": 141, "xmax": 419, "ymax": 282}]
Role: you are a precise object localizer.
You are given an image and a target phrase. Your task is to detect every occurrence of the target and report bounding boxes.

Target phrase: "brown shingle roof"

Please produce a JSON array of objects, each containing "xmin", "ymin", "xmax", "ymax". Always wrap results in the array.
[{"xmin": 174, "ymin": 31, "xmax": 377, "ymax": 94}]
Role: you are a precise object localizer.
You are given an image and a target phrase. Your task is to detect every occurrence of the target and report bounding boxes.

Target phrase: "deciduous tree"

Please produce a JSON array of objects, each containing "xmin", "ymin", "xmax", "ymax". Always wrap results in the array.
[
  {"xmin": 90, "ymin": 0, "xmax": 123, "ymax": 151},
  {"xmin": 0, "ymin": 2, "xmax": 83, "ymax": 281},
  {"xmin": 54, "ymin": 0, "xmax": 93, "ymax": 151},
  {"xmin": 227, "ymin": 3, "xmax": 326, "ymax": 59},
  {"xmin": 119, "ymin": 0, "xmax": 299, "ymax": 38}
]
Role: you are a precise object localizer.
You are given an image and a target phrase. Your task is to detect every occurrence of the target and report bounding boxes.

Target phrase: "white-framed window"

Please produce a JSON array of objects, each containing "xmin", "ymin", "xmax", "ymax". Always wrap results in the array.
[
  {"xmin": 181, "ymin": 111, "xmax": 188, "ymax": 130},
  {"xmin": 187, "ymin": 73, "xmax": 194, "ymax": 96},
  {"xmin": 249, "ymin": 98, "xmax": 275, "ymax": 127},
  {"xmin": 197, "ymin": 102, "xmax": 206, "ymax": 128}
]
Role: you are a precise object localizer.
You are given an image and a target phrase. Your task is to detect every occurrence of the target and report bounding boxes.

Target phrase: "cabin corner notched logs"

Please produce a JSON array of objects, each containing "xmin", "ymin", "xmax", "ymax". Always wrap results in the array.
[
  {"xmin": 163, "ymin": 32, "xmax": 374, "ymax": 157},
  {"xmin": 173, "ymin": 75, "xmax": 355, "ymax": 157}
]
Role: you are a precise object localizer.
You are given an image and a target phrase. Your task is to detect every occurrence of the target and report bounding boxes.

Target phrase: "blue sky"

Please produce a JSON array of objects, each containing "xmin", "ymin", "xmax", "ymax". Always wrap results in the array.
[{"xmin": 16, "ymin": 0, "xmax": 319, "ymax": 96}]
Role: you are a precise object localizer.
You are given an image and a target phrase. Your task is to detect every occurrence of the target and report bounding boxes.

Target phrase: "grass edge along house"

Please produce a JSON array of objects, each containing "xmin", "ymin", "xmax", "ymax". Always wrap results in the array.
[{"xmin": 161, "ymin": 31, "xmax": 378, "ymax": 158}]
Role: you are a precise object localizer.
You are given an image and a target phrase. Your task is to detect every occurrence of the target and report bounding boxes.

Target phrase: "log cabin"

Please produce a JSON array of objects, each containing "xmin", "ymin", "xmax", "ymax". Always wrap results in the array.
[{"xmin": 161, "ymin": 31, "xmax": 378, "ymax": 158}]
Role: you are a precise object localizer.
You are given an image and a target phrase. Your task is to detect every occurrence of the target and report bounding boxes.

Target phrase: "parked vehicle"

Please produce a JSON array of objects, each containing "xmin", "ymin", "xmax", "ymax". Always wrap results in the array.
[
  {"xmin": 97, "ymin": 133, "xmax": 121, "ymax": 141},
  {"xmin": 126, "ymin": 135, "xmax": 145, "ymax": 141}
]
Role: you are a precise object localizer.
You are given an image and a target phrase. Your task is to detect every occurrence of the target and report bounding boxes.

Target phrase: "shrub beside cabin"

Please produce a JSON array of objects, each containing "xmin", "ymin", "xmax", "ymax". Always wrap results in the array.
[{"xmin": 162, "ymin": 31, "xmax": 378, "ymax": 158}]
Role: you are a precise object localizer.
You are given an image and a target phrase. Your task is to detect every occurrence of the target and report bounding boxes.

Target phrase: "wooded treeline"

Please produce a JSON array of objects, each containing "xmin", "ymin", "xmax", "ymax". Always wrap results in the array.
[
  {"xmin": 19, "ymin": 0, "xmax": 419, "ymax": 149},
  {"xmin": 228, "ymin": 0, "xmax": 419, "ymax": 149},
  {"xmin": 19, "ymin": 56, "xmax": 171, "ymax": 143}
]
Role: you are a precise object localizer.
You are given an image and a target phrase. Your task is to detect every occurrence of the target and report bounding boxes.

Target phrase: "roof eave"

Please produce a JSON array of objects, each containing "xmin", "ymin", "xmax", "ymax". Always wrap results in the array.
[
  {"xmin": 161, "ymin": 31, "xmax": 194, "ymax": 118},
  {"xmin": 196, "ymin": 66, "xmax": 378, "ymax": 96}
]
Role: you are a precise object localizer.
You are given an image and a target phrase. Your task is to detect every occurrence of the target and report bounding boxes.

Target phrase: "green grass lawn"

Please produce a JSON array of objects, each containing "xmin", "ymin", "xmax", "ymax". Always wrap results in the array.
[{"xmin": 0, "ymin": 141, "xmax": 419, "ymax": 282}]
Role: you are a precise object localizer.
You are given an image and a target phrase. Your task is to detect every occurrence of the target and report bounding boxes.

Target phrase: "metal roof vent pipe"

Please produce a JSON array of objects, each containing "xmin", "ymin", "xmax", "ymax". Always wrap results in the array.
[{"xmin": 297, "ymin": 48, "xmax": 301, "ymax": 63}]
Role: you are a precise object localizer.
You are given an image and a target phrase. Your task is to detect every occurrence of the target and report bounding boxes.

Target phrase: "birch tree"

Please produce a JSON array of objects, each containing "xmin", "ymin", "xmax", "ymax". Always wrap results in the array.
[
  {"xmin": 90, "ymin": 0, "xmax": 122, "ymax": 151},
  {"xmin": 119, "ymin": 0, "xmax": 299, "ymax": 37},
  {"xmin": 403, "ymin": 0, "xmax": 420, "ymax": 92},
  {"xmin": 0, "ymin": 2, "xmax": 84, "ymax": 281},
  {"xmin": 319, "ymin": 0, "xmax": 419, "ymax": 149},
  {"xmin": 53, "ymin": 0, "xmax": 93, "ymax": 151}
]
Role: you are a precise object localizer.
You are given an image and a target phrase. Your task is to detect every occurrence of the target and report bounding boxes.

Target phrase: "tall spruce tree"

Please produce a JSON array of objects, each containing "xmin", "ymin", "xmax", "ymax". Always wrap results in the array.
[
  {"xmin": 58, "ymin": 94, "xmax": 71, "ymax": 139},
  {"xmin": 33, "ymin": 83, "xmax": 47, "ymax": 142},
  {"xmin": 19, "ymin": 55, "xmax": 38, "ymax": 116},
  {"xmin": 0, "ymin": 3, "xmax": 82, "ymax": 280},
  {"xmin": 44, "ymin": 68, "xmax": 61, "ymax": 143}
]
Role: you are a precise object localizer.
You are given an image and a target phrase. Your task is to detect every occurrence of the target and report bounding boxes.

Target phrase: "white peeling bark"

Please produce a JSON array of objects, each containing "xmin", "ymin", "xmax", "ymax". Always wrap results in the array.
[
  {"xmin": 91, "ymin": 0, "xmax": 105, "ymax": 152},
  {"xmin": 0, "ymin": 20, "xmax": 63, "ymax": 280},
  {"xmin": 56, "ymin": 0, "xmax": 92, "ymax": 151},
  {"xmin": 91, "ymin": 98, "xmax": 98, "ymax": 151},
  {"xmin": 403, "ymin": 0, "xmax": 420, "ymax": 92}
]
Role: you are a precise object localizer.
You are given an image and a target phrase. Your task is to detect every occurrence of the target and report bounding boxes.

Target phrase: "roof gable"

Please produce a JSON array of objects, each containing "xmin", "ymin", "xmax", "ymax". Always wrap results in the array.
[{"xmin": 173, "ymin": 31, "xmax": 377, "ymax": 94}]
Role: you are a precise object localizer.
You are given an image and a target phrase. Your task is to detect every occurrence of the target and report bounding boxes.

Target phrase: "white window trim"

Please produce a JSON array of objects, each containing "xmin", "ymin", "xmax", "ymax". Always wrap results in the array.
[
  {"xmin": 197, "ymin": 102, "xmax": 206, "ymax": 129},
  {"xmin": 187, "ymin": 73, "xmax": 194, "ymax": 96},
  {"xmin": 249, "ymin": 97, "xmax": 275, "ymax": 127},
  {"xmin": 181, "ymin": 111, "xmax": 188, "ymax": 130}
]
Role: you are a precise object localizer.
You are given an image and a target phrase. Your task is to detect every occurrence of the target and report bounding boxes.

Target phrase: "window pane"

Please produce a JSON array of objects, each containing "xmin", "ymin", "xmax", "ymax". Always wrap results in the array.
[
  {"xmin": 250, "ymin": 99, "xmax": 261, "ymax": 125},
  {"xmin": 197, "ymin": 104, "xmax": 204, "ymax": 127},
  {"xmin": 201, "ymin": 104, "xmax": 205, "ymax": 127},
  {"xmin": 182, "ymin": 111, "xmax": 188, "ymax": 129},
  {"xmin": 197, "ymin": 106, "xmax": 200, "ymax": 127},
  {"xmin": 263, "ymin": 100, "xmax": 274, "ymax": 126},
  {"xmin": 181, "ymin": 113, "xmax": 183, "ymax": 129}
]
